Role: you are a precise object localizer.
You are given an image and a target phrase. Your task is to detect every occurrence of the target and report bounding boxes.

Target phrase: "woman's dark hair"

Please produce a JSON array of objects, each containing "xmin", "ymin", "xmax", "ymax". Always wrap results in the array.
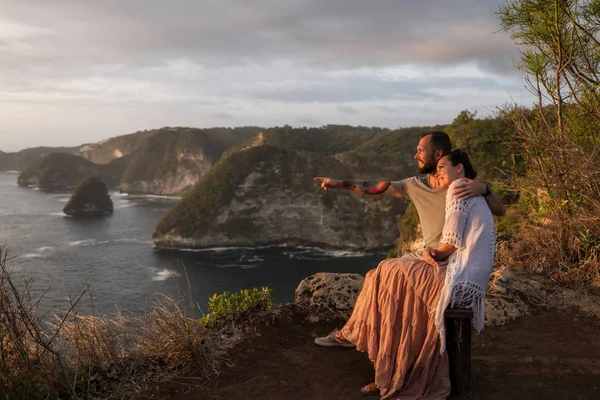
[{"xmin": 447, "ymin": 149, "xmax": 477, "ymax": 179}]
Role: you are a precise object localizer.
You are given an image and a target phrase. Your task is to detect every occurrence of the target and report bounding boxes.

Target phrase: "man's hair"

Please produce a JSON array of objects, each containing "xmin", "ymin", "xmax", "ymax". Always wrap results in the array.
[{"xmin": 419, "ymin": 131, "xmax": 451, "ymax": 155}]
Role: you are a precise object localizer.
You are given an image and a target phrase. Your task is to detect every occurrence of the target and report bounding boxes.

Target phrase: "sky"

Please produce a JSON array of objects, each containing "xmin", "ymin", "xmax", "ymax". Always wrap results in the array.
[{"xmin": 0, "ymin": 0, "xmax": 534, "ymax": 152}]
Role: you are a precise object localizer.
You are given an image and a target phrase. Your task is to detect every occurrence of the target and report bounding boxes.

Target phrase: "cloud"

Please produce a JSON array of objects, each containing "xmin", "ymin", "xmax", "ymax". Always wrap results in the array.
[
  {"xmin": 338, "ymin": 106, "xmax": 357, "ymax": 114},
  {"xmin": 0, "ymin": 0, "xmax": 534, "ymax": 151},
  {"xmin": 213, "ymin": 112, "xmax": 235, "ymax": 120},
  {"xmin": 1, "ymin": 1, "xmax": 518, "ymax": 73}
]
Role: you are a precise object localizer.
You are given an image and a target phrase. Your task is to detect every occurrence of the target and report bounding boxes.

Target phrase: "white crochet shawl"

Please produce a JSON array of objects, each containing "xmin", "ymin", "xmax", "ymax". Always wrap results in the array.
[{"xmin": 434, "ymin": 179, "xmax": 496, "ymax": 354}]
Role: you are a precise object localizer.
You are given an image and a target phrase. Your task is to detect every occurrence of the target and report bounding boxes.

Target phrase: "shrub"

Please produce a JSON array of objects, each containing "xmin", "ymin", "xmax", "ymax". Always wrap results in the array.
[
  {"xmin": 498, "ymin": 0, "xmax": 600, "ymax": 286},
  {"xmin": 199, "ymin": 287, "xmax": 274, "ymax": 328}
]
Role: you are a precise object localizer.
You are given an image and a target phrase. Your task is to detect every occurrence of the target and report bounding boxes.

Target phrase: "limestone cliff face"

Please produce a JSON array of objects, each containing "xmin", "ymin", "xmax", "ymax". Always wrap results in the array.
[
  {"xmin": 119, "ymin": 151, "xmax": 213, "ymax": 195},
  {"xmin": 78, "ymin": 130, "xmax": 156, "ymax": 164},
  {"xmin": 153, "ymin": 145, "xmax": 407, "ymax": 251},
  {"xmin": 119, "ymin": 127, "xmax": 259, "ymax": 196}
]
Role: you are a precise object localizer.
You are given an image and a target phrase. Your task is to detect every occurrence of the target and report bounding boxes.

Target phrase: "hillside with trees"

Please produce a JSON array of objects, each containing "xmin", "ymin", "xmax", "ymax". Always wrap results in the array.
[
  {"xmin": 0, "ymin": 146, "xmax": 81, "ymax": 171},
  {"xmin": 63, "ymin": 177, "xmax": 114, "ymax": 216},
  {"xmin": 153, "ymin": 144, "xmax": 407, "ymax": 251},
  {"xmin": 17, "ymin": 153, "xmax": 129, "ymax": 190}
]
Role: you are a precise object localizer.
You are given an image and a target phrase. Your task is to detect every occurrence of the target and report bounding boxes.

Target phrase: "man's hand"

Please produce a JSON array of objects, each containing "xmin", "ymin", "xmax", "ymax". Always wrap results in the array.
[
  {"xmin": 423, "ymin": 247, "xmax": 439, "ymax": 267},
  {"xmin": 452, "ymin": 179, "xmax": 486, "ymax": 200},
  {"xmin": 452, "ymin": 178, "xmax": 506, "ymax": 216},
  {"xmin": 314, "ymin": 177, "xmax": 343, "ymax": 191}
]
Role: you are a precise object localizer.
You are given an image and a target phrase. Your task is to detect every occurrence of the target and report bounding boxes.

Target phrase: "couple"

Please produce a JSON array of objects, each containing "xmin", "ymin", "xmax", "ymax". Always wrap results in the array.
[{"xmin": 313, "ymin": 131, "xmax": 503, "ymax": 399}]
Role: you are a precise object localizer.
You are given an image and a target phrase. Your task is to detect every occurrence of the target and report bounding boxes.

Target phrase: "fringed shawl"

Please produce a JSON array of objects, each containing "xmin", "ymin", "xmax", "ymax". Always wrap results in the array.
[{"xmin": 434, "ymin": 179, "xmax": 496, "ymax": 354}]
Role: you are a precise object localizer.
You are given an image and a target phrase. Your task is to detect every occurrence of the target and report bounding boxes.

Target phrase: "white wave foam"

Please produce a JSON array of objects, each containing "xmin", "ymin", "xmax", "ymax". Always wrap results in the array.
[
  {"xmin": 115, "ymin": 203, "xmax": 137, "ymax": 209},
  {"xmin": 178, "ymin": 246, "xmax": 255, "ymax": 253},
  {"xmin": 58, "ymin": 199, "xmax": 68, "ymax": 202},
  {"xmin": 49, "ymin": 212, "xmax": 65, "ymax": 216},
  {"xmin": 68, "ymin": 239, "xmax": 96, "ymax": 246},
  {"xmin": 152, "ymin": 268, "xmax": 181, "ymax": 281},
  {"xmin": 319, "ymin": 250, "xmax": 364, "ymax": 258},
  {"xmin": 121, "ymin": 193, "xmax": 181, "ymax": 200},
  {"xmin": 111, "ymin": 238, "xmax": 153, "ymax": 246},
  {"xmin": 20, "ymin": 253, "xmax": 43, "ymax": 259},
  {"xmin": 240, "ymin": 255, "xmax": 264, "ymax": 262},
  {"xmin": 173, "ymin": 244, "xmax": 366, "ymax": 257},
  {"xmin": 284, "ymin": 247, "xmax": 365, "ymax": 258},
  {"xmin": 113, "ymin": 238, "xmax": 139, "ymax": 243},
  {"xmin": 5, "ymin": 170, "xmax": 20, "ymax": 174},
  {"xmin": 37, "ymin": 246, "xmax": 55, "ymax": 252},
  {"xmin": 217, "ymin": 263, "xmax": 247, "ymax": 269}
]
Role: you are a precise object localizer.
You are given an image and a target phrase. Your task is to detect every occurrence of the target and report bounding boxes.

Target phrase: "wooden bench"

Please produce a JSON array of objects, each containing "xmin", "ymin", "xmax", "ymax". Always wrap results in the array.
[{"xmin": 444, "ymin": 307, "xmax": 473, "ymax": 399}]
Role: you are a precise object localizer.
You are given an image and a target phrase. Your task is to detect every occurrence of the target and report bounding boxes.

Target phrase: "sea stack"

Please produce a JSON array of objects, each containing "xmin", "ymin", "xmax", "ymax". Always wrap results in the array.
[{"xmin": 63, "ymin": 177, "xmax": 114, "ymax": 216}]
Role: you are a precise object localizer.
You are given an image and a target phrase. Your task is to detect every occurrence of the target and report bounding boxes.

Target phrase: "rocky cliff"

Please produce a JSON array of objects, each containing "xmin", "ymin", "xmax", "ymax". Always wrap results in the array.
[
  {"xmin": 1, "ymin": 129, "xmax": 159, "ymax": 173},
  {"xmin": 63, "ymin": 177, "xmax": 113, "ymax": 216},
  {"xmin": 78, "ymin": 130, "xmax": 157, "ymax": 164},
  {"xmin": 0, "ymin": 146, "xmax": 81, "ymax": 171},
  {"xmin": 119, "ymin": 127, "xmax": 260, "ymax": 195},
  {"xmin": 153, "ymin": 144, "xmax": 408, "ymax": 251},
  {"xmin": 152, "ymin": 124, "xmax": 447, "ymax": 251},
  {"xmin": 0, "ymin": 131, "xmax": 152, "ymax": 172},
  {"xmin": 17, "ymin": 153, "xmax": 129, "ymax": 190}
]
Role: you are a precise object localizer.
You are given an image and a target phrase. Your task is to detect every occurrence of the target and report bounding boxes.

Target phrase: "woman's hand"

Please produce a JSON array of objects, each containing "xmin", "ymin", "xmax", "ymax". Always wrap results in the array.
[{"xmin": 423, "ymin": 247, "xmax": 439, "ymax": 267}]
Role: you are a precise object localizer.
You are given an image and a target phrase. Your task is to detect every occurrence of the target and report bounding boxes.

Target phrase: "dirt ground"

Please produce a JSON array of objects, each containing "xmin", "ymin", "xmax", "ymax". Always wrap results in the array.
[{"xmin": 134, "ymin": 307, "xmax": 600, "ymax": 400}]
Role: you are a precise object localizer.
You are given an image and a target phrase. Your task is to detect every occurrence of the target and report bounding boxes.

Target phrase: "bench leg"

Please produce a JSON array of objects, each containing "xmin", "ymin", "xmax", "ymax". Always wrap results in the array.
[{"xmin": 446, "ymin": 316, "xmax": 472, "ymax": 398}]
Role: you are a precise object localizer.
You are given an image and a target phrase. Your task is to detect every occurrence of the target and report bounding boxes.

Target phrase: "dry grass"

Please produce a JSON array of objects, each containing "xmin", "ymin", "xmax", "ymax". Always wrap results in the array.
[
  {"xmin": 496, "ymin": 219, "xmax": 600, "ymax": 288},
  {"xmin": 0, "ymin": 247, "xmax": 244, "ymax": 399}
]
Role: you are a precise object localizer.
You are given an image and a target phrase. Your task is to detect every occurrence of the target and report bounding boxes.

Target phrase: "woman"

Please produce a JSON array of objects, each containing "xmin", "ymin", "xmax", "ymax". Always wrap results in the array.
[
  {"xmin": 318, "ymin": 149, "xmax": 496, "ymax": 399},
  {"xmin": 427, "ymin": 149, "xmax": 496, "ymax": 354}
]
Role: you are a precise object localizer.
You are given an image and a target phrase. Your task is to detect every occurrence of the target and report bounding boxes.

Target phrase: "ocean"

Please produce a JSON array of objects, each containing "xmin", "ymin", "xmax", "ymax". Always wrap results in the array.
[{"xmin": 0, "ymin": 172, "xmax": 385, "ymax": 317}]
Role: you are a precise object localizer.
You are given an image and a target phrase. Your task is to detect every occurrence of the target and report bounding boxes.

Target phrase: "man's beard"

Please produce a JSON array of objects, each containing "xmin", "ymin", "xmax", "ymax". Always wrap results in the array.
[{"xmin": 418, "ymin": 159, "xmax": 436, "ymax": 174}]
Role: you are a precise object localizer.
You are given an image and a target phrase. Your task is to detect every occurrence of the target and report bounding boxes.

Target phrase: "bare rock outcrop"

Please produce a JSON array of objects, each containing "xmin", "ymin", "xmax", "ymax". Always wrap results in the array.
[{"xmin": 295, "ymin": 272, "xmax": 364, "ymax": 322}]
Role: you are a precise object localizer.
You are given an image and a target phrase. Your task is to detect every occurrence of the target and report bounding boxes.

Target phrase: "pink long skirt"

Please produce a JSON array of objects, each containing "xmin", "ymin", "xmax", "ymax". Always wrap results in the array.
[{"xmin": 341, "ymin": 255, "xmax": 450, "ymax": 399}]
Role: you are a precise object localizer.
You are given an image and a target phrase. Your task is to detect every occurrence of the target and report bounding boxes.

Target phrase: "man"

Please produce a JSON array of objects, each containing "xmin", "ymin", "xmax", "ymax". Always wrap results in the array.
[
  {"xmin": 312, "ymin": 131, "xmax": 504, "ymax": 398},
  {"xmin": 314, "ymin": 131, "xmax": 505, "ymax": 242}
]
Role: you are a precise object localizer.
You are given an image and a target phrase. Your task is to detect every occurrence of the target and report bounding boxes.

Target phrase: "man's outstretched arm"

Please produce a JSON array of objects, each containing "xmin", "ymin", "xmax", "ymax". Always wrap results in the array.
[
  {"xmin": 453, "ymin": 180, "xmax": 505, "ymax": 216},
  {"xmin": 314, "ymin": 177, "xmax": 405, "ymax": 198}
]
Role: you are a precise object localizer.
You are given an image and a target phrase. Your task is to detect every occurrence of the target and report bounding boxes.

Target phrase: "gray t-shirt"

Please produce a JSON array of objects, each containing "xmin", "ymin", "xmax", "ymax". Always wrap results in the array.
[{"xmin": 391, "ymin": 175, "xmax": 447, "ymax": 247}]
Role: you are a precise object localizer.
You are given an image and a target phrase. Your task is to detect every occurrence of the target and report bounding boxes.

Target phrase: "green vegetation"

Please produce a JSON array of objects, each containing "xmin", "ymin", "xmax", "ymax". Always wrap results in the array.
[
  {"xmin": 243, "ymin": 125, "xmax": 385, "ymax": 155},
  {"xmin": 445, "ymin": 111, "xmax": 519, "ymax": 181},
  {"xmin": 497, "ymin": 0, "xmax": 600, "ymax": 286},
  {"xmin": 154, "ymin": 144, "xmax": 354, "ymax": 239},
  {"xmin": 350, "ymin": 125, "xmax": 445, "ymax": 155},
  {"xmin": 199, "ymin": 287, "xmax": 274, "ymax": 327},
  {"xmin": 63, "ymin": 177, "xmax": 113, "ymax": 216},
  {"xmin": 18, "ymin": 153, "xmax": 101, "ymax": 190},
  {"xmin": 17, "ymin": 153, "xmax": 130, "ymax": 190},
  {"xmin": 0, "ymin": 146, "xmax": 81, "ymax": 172}
]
